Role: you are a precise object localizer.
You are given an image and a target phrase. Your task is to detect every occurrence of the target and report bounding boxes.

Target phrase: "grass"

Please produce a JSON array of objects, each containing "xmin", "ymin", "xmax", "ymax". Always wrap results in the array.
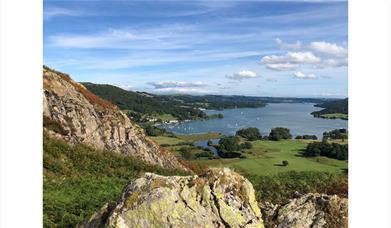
[
  {"xmin": 177, "ymin": 132, "xmax": 223, "ymax": 141},
  {"xmin": 319, "ymin": 113, "xmax": 348, "ymax": 120},
  {"xmin": 43, "ymin": 133, "xmax": 190, "ymax": 228},
  {"xmin": 150, "ymin": 132, "xmax": 223, "ymax": 145},
  {"xmin": 150, "ymin": 133, "xmax": 223, "ymax": 157},
  {"xmin": 191, "ymin": 139, "xmax": 347, "ymax": 176}
]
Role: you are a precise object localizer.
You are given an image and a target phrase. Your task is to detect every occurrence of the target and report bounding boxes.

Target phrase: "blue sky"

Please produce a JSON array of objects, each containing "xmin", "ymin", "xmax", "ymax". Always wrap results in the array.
[{"xmin": 44, "ymin": 0, "xmax": 348, "ymax": 98}]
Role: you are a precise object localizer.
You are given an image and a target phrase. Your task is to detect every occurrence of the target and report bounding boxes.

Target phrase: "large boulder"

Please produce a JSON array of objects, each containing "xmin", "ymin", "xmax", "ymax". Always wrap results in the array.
[
  {"xmin": 84, "ymin": 168, "xmax": 264, "ymax": 228},
  {"xmin": 261, "ymin": 193, "xmax": 348, "ymax": 228}
]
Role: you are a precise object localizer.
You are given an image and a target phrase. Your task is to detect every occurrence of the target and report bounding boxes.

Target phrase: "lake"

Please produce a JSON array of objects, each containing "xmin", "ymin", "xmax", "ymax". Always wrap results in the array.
[{"xmin": 160, "ymin": 103, "xmax": 348, "ymax": 139}]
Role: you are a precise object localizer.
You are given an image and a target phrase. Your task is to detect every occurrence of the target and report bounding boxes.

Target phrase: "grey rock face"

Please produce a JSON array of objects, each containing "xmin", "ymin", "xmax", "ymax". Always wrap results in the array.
[
  {"xmin": 84, "ymin": 168, "xmax": 264, "ymax": 228},
  {"xmin": 261, "ymin": 193, "xmax": 348, "ymax": 228},
  {"xmin": 43, "ymin": 67, "xmax": 188, "ymax": 170}
]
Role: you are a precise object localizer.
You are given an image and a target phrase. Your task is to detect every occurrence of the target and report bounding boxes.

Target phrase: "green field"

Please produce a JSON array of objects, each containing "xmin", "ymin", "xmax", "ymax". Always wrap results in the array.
[
  {"xmin": 191, "ymin": 139, "xmax": 347, "ymax": 176},
  {"xmin": 150, "ymin": 132, "xmax": 223, "ymax": 157},
  {"xmin": 319, "ymin": 113, "xmax": 348, "ymax": 120},
  {"xmin": 150, "ymin": 132, "xmax": 223, "ymax": 145},
  {"xmin": 150, "ymin": 133, "xmax": 348, "ymax": 176}
]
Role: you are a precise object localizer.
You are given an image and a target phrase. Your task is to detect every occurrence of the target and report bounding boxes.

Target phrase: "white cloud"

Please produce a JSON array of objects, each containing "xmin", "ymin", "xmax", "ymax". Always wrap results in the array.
[
  {"xmin": 310, "ymin": 41, "xmax": 347, "ymax": 56},
  {"xmin": 315, "ymin": 58, "xmax": 348, "ymax": 68},
  {"xmin": 275, "ymin": 38, "xmax": 302, "ymax": 50},
  {"xmin": 293, "ymin": 71, "xmax": 317, "ymax": 80},
  {"xmin": 226, "ymin": 70, "xmax": 258, "ymax": 80},
  {"xmin": 260, "ymin": 51, "xmax": 320, "ymax": 71},
  {"xmin": 261, "ymin": 52, "xmax": 320, "ymax": 64},
  {"xmin": 261, "ymin": 40, "xmax": 348, "ymax": 71},
  {"xmin": 265, "ymin": 63, "xmax": 299, "ymax": 71},
  {"xmin": 148, "ymin": 81, "xmax": 205, "ymax": 89}
]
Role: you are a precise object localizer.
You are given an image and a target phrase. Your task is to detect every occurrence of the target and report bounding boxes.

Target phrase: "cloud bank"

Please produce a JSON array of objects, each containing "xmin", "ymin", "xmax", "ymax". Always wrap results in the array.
[{"xmin": 261, "ymin": 39, "xmax": 347, "ymax": 71}]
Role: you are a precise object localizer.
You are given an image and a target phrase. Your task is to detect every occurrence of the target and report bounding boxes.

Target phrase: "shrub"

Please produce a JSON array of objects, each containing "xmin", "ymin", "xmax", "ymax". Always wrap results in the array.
[
  {"xmin": 323, "ymin": 129, "xmax": 348, "ymax": 140},
  {"xmin": 268, "ymin": 127, "xmax": 292, "ymax": 141},
  {"xmin": 295, "ymin": 135, "xmax": 318, "ymax": 140},
  {"xmin": 303, "ymin": 141, "xmax": 348, "ymax": 160},
  {"xmin": 218, "ymin": 136, "xmax": 241, "ymax": 152},
  {"xmin": 236, "ymin": 127, "xmax": 262, "ymax": 141}
]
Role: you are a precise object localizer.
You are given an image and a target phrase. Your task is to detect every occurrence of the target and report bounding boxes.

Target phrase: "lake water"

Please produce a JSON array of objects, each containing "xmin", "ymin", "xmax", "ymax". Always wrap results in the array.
[
  {"xmin": 160, "ymin": 103, "xmax": 348, "ymax": 139},
  {"xmin": 193, "ymin": 138, "xmax": 220, "ymax": 156}
]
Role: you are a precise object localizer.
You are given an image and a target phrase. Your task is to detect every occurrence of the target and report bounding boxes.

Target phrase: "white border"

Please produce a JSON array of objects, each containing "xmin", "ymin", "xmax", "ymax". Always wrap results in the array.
[
  {"xmin": 0, "ymin": 0, "xmax": 390, "ymax": 227},
  {"xmin": 0, "ymin": 0, "xmax": 42, "ymax": 227},
  {"xmin": 350, "ymin": 0, "xmax": 391, "ymax": 227}
]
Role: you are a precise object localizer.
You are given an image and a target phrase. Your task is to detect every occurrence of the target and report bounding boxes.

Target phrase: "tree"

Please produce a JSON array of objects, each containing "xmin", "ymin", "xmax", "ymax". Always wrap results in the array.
[
  {"xmin": 269, "ymin": 127, "xmax": 292, "ymax": 141},
  {"xmin": 236, "ymin": 127, "xmax": 261, "ymax": 141},
  {"xmin": 218, "ymin": 136, "xmax": 241, "ymax": 152},
  {"xmin": 217, "ymin": 136, "xmax": 243, "ymax": 158},
  {"xmin": 282, "ymin": 160, "xmax": 289, "ymax": 166},
  {"xmin": 303, "ymin": 141, "xmax": 348, "ymax": 160},
  {"xmin": 323, "ymin": 129, "xmax": 348, "ymax": 141}
]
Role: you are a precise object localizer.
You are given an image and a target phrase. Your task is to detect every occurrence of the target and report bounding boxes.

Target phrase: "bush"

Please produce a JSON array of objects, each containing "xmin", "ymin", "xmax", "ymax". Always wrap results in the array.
[
  {"xmin": 218, "ymin": 136, "xmax": 241, "ymax": 152},
  {"xmin": 236, "ymin": 127, "xmax": 261, "ymax": 141},
  {"xmin": 295, "ymin": 135, "xmax": 317, "ymax": 140},
  {"xmin": 323, "ymin": 129, "xmax": 348, "ymax": 140},
  {"xmin": 303, "ymin": 141, "xmax": 348, "ymax": 160},
  {"xmin": 282, "ymin": 160, "xmax": 289, "ymax": 166},
  {"xmin": 268, "ymin": 127, "xmax": 292, "ymax": 141}
]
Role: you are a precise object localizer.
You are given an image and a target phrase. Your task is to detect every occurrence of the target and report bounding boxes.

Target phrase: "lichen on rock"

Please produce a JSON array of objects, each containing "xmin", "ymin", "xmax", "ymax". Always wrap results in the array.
[
  {"xmin": 83, "ymin": 168, "xmax": 264, "ymax": 228},
  {"xmin": 260, "ymin": 193, "xmax": 348, "ymax": 228}
]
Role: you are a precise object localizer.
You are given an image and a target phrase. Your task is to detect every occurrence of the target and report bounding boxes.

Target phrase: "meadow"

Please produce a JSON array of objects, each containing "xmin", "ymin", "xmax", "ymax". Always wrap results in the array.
[
  {"xmin": 192, "ymin": 139, "xmax": 347, "ymax": 176},
  {"xmin": 152, "ymin": 134, "xmax": 348, "ymax": 176}
]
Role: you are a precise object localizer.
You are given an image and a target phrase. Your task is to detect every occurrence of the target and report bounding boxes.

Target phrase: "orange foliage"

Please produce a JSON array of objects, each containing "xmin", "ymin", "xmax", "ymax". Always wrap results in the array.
[
  {"xmin": 324, "ymin": 176, "xmax": 348, "ymax": 198},
  {"xmin": 53, "ymin": 68, "xmax": 118, "ymax": 111}
]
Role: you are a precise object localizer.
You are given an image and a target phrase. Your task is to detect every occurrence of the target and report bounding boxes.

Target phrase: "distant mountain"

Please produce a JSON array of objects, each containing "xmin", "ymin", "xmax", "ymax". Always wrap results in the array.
[{"xmin": 82, "ymin": 82, "xmax": 333, "ymax": 123}]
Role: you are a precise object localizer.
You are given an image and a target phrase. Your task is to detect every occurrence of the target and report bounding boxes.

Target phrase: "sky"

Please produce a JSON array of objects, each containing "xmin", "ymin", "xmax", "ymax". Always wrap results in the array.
[{"xmin": 43, "ymin": 0, "xmax": 348, "ymax": 98}]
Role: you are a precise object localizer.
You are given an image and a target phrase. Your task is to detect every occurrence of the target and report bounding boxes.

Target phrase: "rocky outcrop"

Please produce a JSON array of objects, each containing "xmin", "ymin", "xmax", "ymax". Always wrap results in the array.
[
  {"xmin": 261, "ymin": 193, "xmax": 348, "ymax": 228},
  {"xmin": 84, "ymin": 168, "xmax": 264, "ymax": 228},
  {"xmin": 43, "ymin": 66, "xmax": 188, "ymax": 170}
]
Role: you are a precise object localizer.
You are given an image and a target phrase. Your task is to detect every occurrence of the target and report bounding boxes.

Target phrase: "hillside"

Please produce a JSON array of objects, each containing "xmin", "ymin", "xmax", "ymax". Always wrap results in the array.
[
  {"xmin": 43, "ymin": 133, "xmax": 190, "ymax": 227},
  {"xmin": 82, "ymin": 83, "xmax": 207, "ymax": 122},
  {"xmin": 312, "ymin": 98, "xmax": 348, "ymax": 119},
  {"xmin": 43, "ymin": 66, "xmax": 189, "ymax": 170}
]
